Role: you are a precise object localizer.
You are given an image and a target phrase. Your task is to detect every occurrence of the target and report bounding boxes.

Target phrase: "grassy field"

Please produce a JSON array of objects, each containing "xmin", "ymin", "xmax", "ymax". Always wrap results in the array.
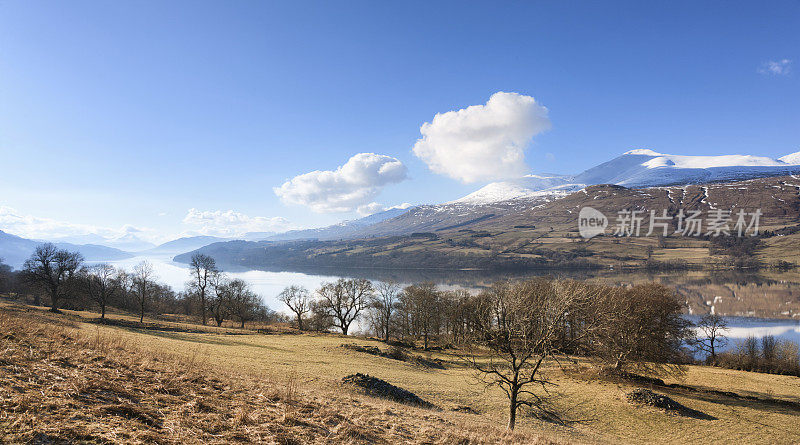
[{"xmin": 2, "ymin": 301, "xmax": 800, "ymax": 444}]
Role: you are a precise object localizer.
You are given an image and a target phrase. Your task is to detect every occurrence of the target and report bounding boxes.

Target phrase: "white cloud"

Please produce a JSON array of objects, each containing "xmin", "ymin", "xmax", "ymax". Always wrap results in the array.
[
  {"xmin": 759, "ymin": 59, "xmax": 791, "ymax": 76},
  {"xmin": 0, "ymin": 206, "xmax": 155, "ymax": 242},
  {"xmin": 273, "ymin": 153, "xmax": 408, "ymax": 213},
  {"xmin": 356, "ymin": 202, "xmax": 413, "ymax": 217},
  {"xmin": 412, "ymin": 92, "xmax": 551, "ymax": 183},
  {"xmin": 182, "ymin": 208, "xmax": 294, "ymax": 237}
]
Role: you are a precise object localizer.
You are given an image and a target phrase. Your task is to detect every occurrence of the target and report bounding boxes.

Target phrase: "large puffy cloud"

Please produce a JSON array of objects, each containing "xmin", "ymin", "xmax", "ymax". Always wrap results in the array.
[
  {"xmin": 273, "ymin": 153, "xmax": 408, "ymax": 213},
  {"xmin": 182, "ymin": 209, "xmax": 294, "ymax": 237},
  {"xmin": 412, "ymin": 92, "xmax": 551, "ymax": 183}
]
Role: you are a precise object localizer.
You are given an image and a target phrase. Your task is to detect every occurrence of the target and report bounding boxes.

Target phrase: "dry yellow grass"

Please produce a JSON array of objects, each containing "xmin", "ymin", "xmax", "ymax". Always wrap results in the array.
[{"xmin": 2, "ymin": 300, "xmax": 800, "ymax": 444}]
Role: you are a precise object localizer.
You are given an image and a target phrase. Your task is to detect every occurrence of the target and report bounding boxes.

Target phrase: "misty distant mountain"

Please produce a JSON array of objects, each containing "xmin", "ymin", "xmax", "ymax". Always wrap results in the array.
[
  {"xmin": 143, "ymin": 236, "xmax": 231, "ymax": 255},
  {"xmin": 0, "ymin": 230, "xmax": 133, "ymax": 269},
  {"xmin": 264, "ymin": 206, "xmax": 414, "ymax": 242},
  {"xmin": 241, "ymin": 232, "xmax": 275, "ymax": 241},
  {"xmin": 50, "ymin": 233, "xmax": 156, "ymax": 252}
]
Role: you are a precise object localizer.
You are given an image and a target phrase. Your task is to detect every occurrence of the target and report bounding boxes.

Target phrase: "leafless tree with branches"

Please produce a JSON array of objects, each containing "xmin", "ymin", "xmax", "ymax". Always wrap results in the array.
[
  {"xmin": 370, "ymin": 280, "xmax": 400, "ymax": 342},
  {"xmin": 278, "ymin": 285, "xmax": 311, "ymax": 330},
  {"xmin": 463, "ymin": 278, "xmax": 597, "ymax": 430},
  {"xmin": 132, "ymin": 261, "xmax": 157, "ymax": 323},
  {"xmin": 691, "ymin": 313, "xmax": 729, "ymax": 363},
  {"xmin": 82, "ymin": 263, "xmax": 124, "ymax": 319},
  {"xmin": 22, "ymin": 243, "xmax": 83, "ymax": 312},
  {"xmin": 317, "ymin": 278, "xmax": 373, "ymax": 335},
  {"xmin": 188, "ymin": 253, "xmax": 218, "ymax": 325}
]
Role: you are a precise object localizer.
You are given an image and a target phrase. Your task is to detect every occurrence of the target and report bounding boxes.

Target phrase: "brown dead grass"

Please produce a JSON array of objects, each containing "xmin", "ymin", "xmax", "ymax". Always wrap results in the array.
[
  {"xmin": 0, "ymin": 303, "xmax": 562, "ymax": 444},
  {"xmin": 4, "ymin": 300, "xmax": 800, "ymax": 444}
]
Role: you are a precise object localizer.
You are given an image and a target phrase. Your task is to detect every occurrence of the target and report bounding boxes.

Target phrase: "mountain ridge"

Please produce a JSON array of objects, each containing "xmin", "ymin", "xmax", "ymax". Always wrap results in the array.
[
  {"xmin": 175, "ymin": 174, "xmax": 800, "ymax": 272},
  {"xmin": 456, "ymin": 149, "xmax": 800, "ymax": 205},
  {"xmin": 0, "ymin": 230, "xmax": 134, "ymax": 269}
]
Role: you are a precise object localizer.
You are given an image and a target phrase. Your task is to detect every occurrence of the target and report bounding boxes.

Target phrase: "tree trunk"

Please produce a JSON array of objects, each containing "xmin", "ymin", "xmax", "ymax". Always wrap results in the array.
[
  {"xmin": 507, "ymin": 388, "xmax": 518, "ymax": 430},
  {"xmin": 240, "ymin": 319, "xmax": 245, "ymax": 329},
  {"xmin": 101, "ymin": 303, "xmax": 106, "ymax": 319},
  {"xmin": 50, "ymin": 295, "xmax": 59, "ymax": 313},
  {"xmin": 140, "ymin": 303, "xmax": 145, "ymax": 323},
  {"xmin": 297, "ymin": 315, "xmax": 304, "ymax": 331}
]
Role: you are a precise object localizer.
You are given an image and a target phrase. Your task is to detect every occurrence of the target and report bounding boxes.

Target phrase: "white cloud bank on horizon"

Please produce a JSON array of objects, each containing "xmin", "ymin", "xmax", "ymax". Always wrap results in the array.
[
  {"xmin": 0, "ymin": 205, "xmax": 156, "ymax": 243},
  {"xmin": 182, "ymin": 208, "xmax": 295, "ymax": 237},
  {"xmin": 759, "ymin": 59, "xmax": 792, "ymax": 76},
  {"xmin": 273, "ymin": 153, "xmax": 408, "ymax": 213},
  {"xmin": 412, "ymin": 92, "xmax": 551, "ymax": 183}
]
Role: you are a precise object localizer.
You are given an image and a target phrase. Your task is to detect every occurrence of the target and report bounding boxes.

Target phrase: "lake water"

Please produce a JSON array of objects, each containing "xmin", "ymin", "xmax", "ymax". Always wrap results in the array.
[{"xmin": 100, "ymin": 254, "xmax": 800, "ymax": 350}]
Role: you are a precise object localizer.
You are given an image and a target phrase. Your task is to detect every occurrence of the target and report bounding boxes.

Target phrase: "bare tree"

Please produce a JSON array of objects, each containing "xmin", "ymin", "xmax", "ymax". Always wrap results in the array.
[
  {"xmin": 464, "ymin": 279, "xmax": 594, "ymax": 430},
  {"xmin": 402, "ymin": 282, "xmax": 441, "ymax": 349},
  {"xmin": 224, "ymin": 278, "xmax": 260, "ymax": 328},
  {"xmin": 207, "ymin": 272, "xmax": 229, "ymax": 327},
  {"xmin": 0, "ymin": 257, "xmax": 14, "ymax": 294},
  {"xmin": 188, "ymin": 253, "xmax": 218, "ymax": 325},
  {"xmin": 317, "ymin": 278, "xmax": 373, "ymax": 335},
  {"xmin": 278, "ymin": 285, "xmax": 310, "ymax": 330},
  {"xmin": 591, "ymin": 283, "xmax": 690, "ymax": 376},
  {"xmin": 691, "ymin": 313, "xmax": 728, "ymax": 363},
  {"xmin": 82, "ymin": 263, "xmax": 123, "ymax": 319},
  {"xmin": 371, "ymin": 280, "xmax": 400, "ymax": 342},
  {"xmin": 307, "ymin": 300, "xmax": 335, "ymax": 332},
  {"xmin": 22, "ymin": 243, "xmax": 83, "ymax": 312},
  {"xmin": 132, "ymin": 261, "xmax": 157, "ymax": 323}
]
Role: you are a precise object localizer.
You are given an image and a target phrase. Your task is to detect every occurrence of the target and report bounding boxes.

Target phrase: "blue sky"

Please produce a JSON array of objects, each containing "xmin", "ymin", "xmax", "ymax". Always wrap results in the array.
[{"xmin": 0, "ymin": 1, "xmax": 798, "ymax": 243}]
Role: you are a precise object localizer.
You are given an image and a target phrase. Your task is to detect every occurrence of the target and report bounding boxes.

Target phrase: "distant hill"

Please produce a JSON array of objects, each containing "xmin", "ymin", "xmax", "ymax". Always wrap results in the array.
[
  {"xmin": 49, "ymin": 233, "xmax": 156, "ymax": 252},
  {"xmin": 264, "ymin": 206, "xmax": 414, "ymax": 241},
  {"xmin": 174, "ymin": 175, "xmax": 800, "ymax": 272},
  {"xmin": 142, "ymin": 236, "xmax": 231, "ymax": 255},
  {"xmin": 241, "ymin": 232, "xmax": 277, "ymax": 241},
  {"xmin": 0, "ymin": 230, "xmax": 133, "ymax": 269}
]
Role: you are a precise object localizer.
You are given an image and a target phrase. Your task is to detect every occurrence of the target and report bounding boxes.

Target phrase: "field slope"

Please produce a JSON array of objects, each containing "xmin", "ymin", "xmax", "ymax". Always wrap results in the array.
[{"xmin": 1, "ymin": 301, "xmax": 799, "ymax": 444}]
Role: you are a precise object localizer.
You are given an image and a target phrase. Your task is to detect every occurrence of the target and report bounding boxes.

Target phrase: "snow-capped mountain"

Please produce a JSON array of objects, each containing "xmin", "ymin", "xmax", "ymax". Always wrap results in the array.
[
  {"xmin": 779, "ymin": 151, "xmax": 800, "ymax": 165},
  {"xmin": 455, "ymin": 149, "xmax": 800, "ymax": 203},
  {"xmin": 453, "ymin": 175, "xmax": 578, "ymax": 204}
]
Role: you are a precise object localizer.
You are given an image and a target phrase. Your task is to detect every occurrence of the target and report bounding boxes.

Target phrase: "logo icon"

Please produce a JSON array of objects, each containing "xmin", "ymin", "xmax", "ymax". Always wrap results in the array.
[{"xmin": 578, "ymin": 206, "xmax": 607, "ymax": 239}]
